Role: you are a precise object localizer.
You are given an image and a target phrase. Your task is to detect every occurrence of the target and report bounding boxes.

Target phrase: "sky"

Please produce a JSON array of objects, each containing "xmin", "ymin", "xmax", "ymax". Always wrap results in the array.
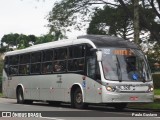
[{"xmin": 0, "ymin": 0, "xmax": 86, "ymax": 41}]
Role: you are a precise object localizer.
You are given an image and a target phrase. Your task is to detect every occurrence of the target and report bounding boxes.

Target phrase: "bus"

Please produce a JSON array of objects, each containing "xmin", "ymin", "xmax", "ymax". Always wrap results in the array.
[{"xmin": 2, "ymin": 35, "xmax": 154, "ymax": 109}]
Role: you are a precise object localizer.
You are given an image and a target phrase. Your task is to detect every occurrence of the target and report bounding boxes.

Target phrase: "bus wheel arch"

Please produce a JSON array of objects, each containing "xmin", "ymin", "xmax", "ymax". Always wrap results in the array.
[
  {"xmin": 70, "ymin": 84, "xmax": 87, "ymax": 109},
  {"xmin": 16, "ymin": 85, "xmax": 25, "ymax": 104}
]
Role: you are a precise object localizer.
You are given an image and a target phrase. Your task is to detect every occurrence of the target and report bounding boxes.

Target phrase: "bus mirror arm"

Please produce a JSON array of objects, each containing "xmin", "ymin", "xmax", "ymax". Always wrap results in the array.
[{"xmin": 96, "ymin": 51, "xmax": 102, "ymax": 62}]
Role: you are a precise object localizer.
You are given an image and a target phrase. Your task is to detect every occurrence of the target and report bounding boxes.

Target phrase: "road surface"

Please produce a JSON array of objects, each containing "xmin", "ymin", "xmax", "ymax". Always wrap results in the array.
[{"xmin": 0, "ymin": 98, "xmax": 159, "ymax": 120}]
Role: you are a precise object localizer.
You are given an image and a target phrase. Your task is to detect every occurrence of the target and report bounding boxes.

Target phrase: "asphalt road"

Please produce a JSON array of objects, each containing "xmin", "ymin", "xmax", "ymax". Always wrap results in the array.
[{"xmin": 0, "ymin": 98, "xmax": 159, "ymax": 120}]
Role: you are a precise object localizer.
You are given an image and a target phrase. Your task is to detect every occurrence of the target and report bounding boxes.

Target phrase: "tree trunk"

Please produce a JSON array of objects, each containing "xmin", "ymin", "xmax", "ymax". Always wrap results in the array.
[{"xmin": 134, "ymin": 0, "xmax": 139, "ymax": 44}]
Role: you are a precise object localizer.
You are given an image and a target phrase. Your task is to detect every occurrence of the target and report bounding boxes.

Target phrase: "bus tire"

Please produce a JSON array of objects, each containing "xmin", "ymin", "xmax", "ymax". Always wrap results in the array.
[
  {"xmin": 73, "ymin": 88, "xmax": 87, "ymax": 109},
  {"xmin": 17, "ymin": 87, "xmax": 25, "ymax": 104}
]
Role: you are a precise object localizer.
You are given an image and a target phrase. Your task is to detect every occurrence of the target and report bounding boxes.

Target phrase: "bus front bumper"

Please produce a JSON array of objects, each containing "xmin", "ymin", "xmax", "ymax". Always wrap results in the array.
[{"xmin": 102, "ymin": 92, "xmax": 154, "ymax": 103}]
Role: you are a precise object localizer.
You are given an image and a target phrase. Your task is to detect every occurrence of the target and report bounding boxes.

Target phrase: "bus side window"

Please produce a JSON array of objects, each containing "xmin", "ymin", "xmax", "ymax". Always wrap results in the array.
[
  {"xmin": 42, "ymin": 49, "xmax": 53, "ymax": 74},
  {"xmin": 87, "ymin": 57, "xmax": 96, "ymax": 79},
  {"xmin": 87, "ymin": 57, "xmax": 101, "ymax": 80},
  {"xmin": 9, "ymin": 55, "xmax": 19, "ymax": 76},
  {"xmin": 19, "ymin": 53, "xmax": 30, "ymax": 75},
  {"xmin": 68, "ymin": 45, "xmax": 85, "ymax": 72},
  {"xmin": 31, "ymin": 52, "xmax": 41, "ymax": 74},
  {"xmin": 86, "ymin": 45, "xmax": 101, "ymax": 80},
  {"xmin": 53, "ymin": 48, "xmax": 67, "ymax": 73}
]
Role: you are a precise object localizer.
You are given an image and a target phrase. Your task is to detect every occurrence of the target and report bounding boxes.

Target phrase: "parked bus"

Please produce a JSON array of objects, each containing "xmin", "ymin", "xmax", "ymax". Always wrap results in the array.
[{"xmin": 2, "ymin": 35, "xmax": 154, "ymax": 109}]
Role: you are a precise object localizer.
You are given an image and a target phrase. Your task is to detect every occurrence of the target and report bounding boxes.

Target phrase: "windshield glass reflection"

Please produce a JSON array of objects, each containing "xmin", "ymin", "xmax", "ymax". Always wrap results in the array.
[{"xmin": 101, "ymin": 48, "xmax": 151, "ymax": 82}]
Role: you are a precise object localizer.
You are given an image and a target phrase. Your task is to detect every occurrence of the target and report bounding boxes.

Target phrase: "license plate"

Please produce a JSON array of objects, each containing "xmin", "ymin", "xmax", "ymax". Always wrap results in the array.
[{"xmin": 117, "ymin": 85, "xmax": 131, "ymax": 91}]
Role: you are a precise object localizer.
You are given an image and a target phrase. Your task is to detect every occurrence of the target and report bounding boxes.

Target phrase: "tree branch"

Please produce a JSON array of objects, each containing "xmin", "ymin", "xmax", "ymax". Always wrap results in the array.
[
  {"xmin": 118, "ymin": 0, "xmax": 160, "ymax": 42},
  {"xmin": 156, "ymin": 0, "xmax": 160, "ymax": 11},
  {"xmin": 148, "ymin": 0, "xmax": 160, "ymax": 19}
]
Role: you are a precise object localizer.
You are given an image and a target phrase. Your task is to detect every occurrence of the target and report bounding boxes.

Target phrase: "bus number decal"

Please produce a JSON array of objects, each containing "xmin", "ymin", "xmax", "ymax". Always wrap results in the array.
[{"xmin": 103, "ymin": 49, "xmax": 110, "ymax": 54}]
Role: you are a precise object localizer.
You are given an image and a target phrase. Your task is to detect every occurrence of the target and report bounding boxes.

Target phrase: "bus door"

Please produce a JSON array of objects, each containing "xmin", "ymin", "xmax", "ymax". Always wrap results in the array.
[{"xmin": 85, "ymin": 57, "xmax": 101, "ymax": 103}]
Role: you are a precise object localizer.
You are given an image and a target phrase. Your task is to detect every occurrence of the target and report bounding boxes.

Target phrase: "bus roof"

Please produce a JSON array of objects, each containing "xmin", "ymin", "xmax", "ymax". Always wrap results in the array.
[
  {"xmin": 5, "ymin": 35, "xmax": 139, "ymax": 56},
  {"xmin": 77, "ymin": 35, "xmax": 139, "ymax": 49}
]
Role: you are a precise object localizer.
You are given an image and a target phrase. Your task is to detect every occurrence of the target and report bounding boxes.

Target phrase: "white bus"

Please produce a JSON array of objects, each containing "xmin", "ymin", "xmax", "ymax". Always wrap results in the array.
[{"xmin": 2, "ymin": 35, "xmax": 154, "ymax": 109}]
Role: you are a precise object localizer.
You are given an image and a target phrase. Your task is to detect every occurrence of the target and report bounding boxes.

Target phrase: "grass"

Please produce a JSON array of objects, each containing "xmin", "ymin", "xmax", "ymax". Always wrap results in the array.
[
  {"xmin": 154, "ymin": 89, "xmax": 160, "ymax": 95},
  {"xmin": 0, "ymin": 93, "xmax": 3, "ymax": 97},
  {"xmin": 128, "ymin": 99, "xmax": 160, "ymax": 110},
  {"xmin": 128, "ymin": 89, "xmax": 160, "ymax": 110},
  {"xmin": 128, "ymin": 103, "xmax": 160, "ymax": 110}
]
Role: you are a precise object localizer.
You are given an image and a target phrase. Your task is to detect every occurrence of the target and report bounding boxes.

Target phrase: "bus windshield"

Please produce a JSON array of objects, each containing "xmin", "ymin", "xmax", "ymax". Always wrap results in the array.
[{"xmin": 101, "ymin": 48, "xmax": 151, "ymax": 82}]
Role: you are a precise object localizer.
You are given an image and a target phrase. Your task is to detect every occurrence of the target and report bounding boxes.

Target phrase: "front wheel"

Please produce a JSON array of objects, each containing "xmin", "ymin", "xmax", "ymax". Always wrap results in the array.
[{"xmin": 73, "ymin": 88, "xmax": 87, "ymax": 109}]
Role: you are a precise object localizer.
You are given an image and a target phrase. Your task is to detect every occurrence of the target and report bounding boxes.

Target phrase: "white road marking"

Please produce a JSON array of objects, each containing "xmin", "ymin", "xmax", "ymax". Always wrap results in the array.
[{"xmin": 40, "ymin": 117, "xmax": 64, "ymax": 120}]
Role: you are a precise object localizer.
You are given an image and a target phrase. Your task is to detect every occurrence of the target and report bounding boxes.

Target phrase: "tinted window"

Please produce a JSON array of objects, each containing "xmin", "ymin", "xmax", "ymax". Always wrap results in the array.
[
  {"xmin": 54, "ymin": 48, "xmax": 67, "ymax": 60},
  {"xmin": 86, "ymin": 44, "xmax": 95, "ymax": 57},
  {"xmin": 68, "ymin": 59, "xmax": 84, "ymax": 71},
  {"xmin": 20, "ymin": 54, "xmax": 30, "ymax": 64},
  {"xmin": 9, "ymin": 55, "xmax": 19, "ymax": 65},
  {"xmin": 69, "ymin": 45, "xmax": 85, "ymax": 58},
  {"xmin": 31, "ymin": 52, "xmax": 41, "ymax": 63},
  {"xmin": 43, "ymin": 50, "xmax": 53, "ymax": 62},
  {"xmin": 31, "ymin": 63, "xmax": 41, "ymax": 74}
]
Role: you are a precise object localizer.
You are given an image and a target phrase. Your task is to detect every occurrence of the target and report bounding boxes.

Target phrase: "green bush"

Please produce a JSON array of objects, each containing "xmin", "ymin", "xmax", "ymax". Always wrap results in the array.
[
  {"xmin": 152, "ymin": 73, "xmax": 160, "ymax": 89},
  {"xmin": 0, "ymin": 76, "xmax": 1, "ymax": 93}
]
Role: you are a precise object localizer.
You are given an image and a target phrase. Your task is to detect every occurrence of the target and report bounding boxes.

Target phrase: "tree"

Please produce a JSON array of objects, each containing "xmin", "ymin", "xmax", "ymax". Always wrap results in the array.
[
  {"xmin": 48, "ymin": 0, "xmax": 160, "ymax": 42},
  {"xmin": 1, "ymin": 33, "xmax": 20, "ymax": 48},
  {"xmin": 0, "ymin": 33, "xmax": 56, "ymax": 52},
  {"xmin": 35, "ymin": 34, "xmax": 55, "ymax": 44},
  {"xmin": 87, "ymin": 5, "xmax": 134, "ymax": 40},
  {"xmin": 87, "ymin": 4, "xmax": 158, "ymax": 43},
  {"xmin": 147, "ymin": 43, "xmax": 160, "ymax": 72}
]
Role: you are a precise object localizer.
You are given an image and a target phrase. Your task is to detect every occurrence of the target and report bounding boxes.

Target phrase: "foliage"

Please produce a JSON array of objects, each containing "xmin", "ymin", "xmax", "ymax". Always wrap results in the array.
[
  {"xmin": 152, "ymin": 73, "xmax": 160, "ymax": 89},
  {"xmin": 0, "ymin": 33, "xmax": 57, "ymax": 52},
  {"xmin": 147, "ymin": 43, "xmax": 160, "ymax": 72},
  {"xmin": 154, "ymin": 89, "xmax": 160, "ymax": 95},
  {"xmin": 35, "ymin": 34, "xmax": 55, "ymax": 44},
  {"xmin": 87, "ymin": 4, "xmax": 158, "ymax": 42},
  {"xmin": 87, "ymin": 5, "xmax": 134, "ymax": 40},
  {"xmin": 48, "ymin": 0, "xmax": 160, "ymax": 42},
  {"xmin": 128, "ymin": 102, "xmax": 160, "ymax": 110}
]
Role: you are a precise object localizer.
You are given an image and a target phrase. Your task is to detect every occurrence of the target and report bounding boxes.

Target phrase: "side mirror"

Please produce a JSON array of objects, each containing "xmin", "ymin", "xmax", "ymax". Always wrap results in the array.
[{"xmin": 96, "ymin": 51, "xmax": 102, "ymax": 62}]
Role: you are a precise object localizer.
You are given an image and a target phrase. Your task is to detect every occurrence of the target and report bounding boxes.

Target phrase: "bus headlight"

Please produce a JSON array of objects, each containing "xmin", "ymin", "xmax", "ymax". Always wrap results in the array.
[
  {"xmin": 148, "ymin": 85, "xmax": 154, "ymax": 92},
  {"xmin": 106, "ymin": 86, "xmax": 116, "ymax": 92}
]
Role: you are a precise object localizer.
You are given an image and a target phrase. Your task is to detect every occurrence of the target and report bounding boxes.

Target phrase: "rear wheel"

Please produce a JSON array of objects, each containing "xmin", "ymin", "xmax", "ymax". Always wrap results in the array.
[
  {"xmin": 73, "ymin": 88, "xmax": 87, "ymax": 109},
  {"xmin": 17, "ymin": 87, "xmax": 25, "ymax": 104}
]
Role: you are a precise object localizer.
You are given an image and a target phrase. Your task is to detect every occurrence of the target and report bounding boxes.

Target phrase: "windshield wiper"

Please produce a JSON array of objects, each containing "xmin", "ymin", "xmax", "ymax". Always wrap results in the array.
[{"xmin": 116, "ymin": 55, "xmax": 122, "ymax": 82}]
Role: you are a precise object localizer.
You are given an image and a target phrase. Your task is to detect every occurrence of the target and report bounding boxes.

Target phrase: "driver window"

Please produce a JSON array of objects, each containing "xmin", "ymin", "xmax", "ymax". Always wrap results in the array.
[{"xmin": 87, "ymin": 58, "xmax": 101, "ymax": 80}]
